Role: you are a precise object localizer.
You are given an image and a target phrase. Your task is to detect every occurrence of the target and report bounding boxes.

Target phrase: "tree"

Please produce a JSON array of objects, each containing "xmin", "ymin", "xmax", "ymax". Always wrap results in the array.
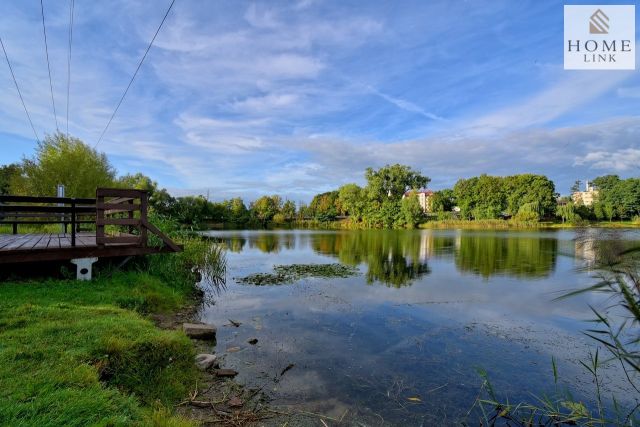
[
  {"xmin": 365, "ymin": 164, "xmax": 429, "ymax": 202},
  {"xmin": 430, "ymin": 189, "xmax": 455, "ymax": 212},
  {"xmin": 603, "ymin": 202, "xmax": 615, "ymax": 222},
  {"xmin": 309, "ymin": 191, "xmax": 340, "ymax": 221},
  {"xmin": 570, "ymin": 180, "xmax": 582, "ymax": 194},
  {"xmin": 338, "ymin": 184, "xmax": 366, "ymax": 221},
  {"xmin": 504, "ymin": 174, "xmax": 557, "ymax": 218},
  {"xmin": 556, "ymin": 202, "xmax": 580, "ymax": 223},
  {"xmin": 398, "ymin": 191, "xmax": 424, "ymax": 228},
  {"xmin": 0, "ymin": 163, "xmax": 21, "ymax": 195},
  {"xmin": 281, "ymin": 200, "xmax": 297, "ymax": 221},
  {"xmin": 250, "ymin": 195, "xmax": 282, "ymax": 226},
  {"xmin": 514, "ymin": 201, "xmax": 541, "ymax": 222},
  {"xmin": 453, "ymin": 175, "xmax": 505, "ymax": 219},
  {"xmin": 225, "ymin": 197, "xmax": 249, "ymax": 224},
  {"xmin": 18, "ymin": 133, "xmax": 116, "ymax": 198}
]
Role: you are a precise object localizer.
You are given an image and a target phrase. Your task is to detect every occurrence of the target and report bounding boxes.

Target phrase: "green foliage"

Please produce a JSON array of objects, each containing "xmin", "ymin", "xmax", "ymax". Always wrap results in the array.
[
  {"xmin": 250, "ymin": 195, "xmax": 283, "ymax": 225},
  {"xmin": 15, "ymin": 133, "xmax": 116, "ymax": 198},
  {"xmin": 0, "ymin": 163, "xmax": 21, "ymax": 195},
  {"xmin": 514, "ymin": 201, "xmax": 541, "ymax": 222},
  {"xmin": 592, "ymin": 175, "xmax": 640, "ymax": 220},
  {"xmin": 365, "ymin": 164, "xmax": 429, "ymax": 202},
  {"xmin": 338, "ymin": 183, "xmax": 366, "ymax": 221},
  {"xmin": 398, "ymin": 191, "xmax": 424, "ymax": 228},
  {"xmin": 281, "ymin": 200, "xmax": 297, "ymax": 221},
  {"xmin": 504, "ymin": 174, "xmax": 557, "ymax": 217},
  {"xmin": 556, "ymin": 201, "xmax": 581, "ymax": 224},
  {"xmin": 430, "ymin": 189, "xmax": 455, "ymax": 213},
  {"xmin": 308, "ymin": 191, "xmax": 340, "ymax": 221},
  {"xmin": 453, "ymin": 174, "xmax": 556, "ymax": 220}
]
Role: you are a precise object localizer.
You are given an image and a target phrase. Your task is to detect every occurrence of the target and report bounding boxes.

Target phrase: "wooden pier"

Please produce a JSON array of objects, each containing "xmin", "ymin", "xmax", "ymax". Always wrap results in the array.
[{"xmin": 0, "ymin": 188, "xmax": 181, "ymax": 265}]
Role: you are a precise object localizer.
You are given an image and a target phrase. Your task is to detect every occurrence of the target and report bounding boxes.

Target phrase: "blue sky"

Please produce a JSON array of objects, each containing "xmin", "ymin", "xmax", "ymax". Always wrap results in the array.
[{"xmin": 0, "ymin": 0, "xmax": 638, "ymax": 201}]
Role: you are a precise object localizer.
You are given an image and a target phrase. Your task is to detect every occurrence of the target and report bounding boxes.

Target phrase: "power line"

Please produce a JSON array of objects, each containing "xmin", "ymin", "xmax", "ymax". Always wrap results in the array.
[
  {"xmin": 94, "ymin": 0, "xmax": 176, "ymax": 148},
  {"xmin": 0, "ymin": 37, "xmax": 41, "ymax": 143},
  {"xmin": 66, "ymin": 0, "xmax": 75, "ymax": 137},
  {"xmin": 40, "ymin": 0, "xmax": 59, "ymax": 132}
]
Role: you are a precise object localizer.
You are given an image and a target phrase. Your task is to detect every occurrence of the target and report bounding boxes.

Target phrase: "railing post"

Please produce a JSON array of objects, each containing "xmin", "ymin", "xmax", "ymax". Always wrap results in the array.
[
  {"xmin": 12, "ymin": 222, "xmax": 17, "ymax": 234},
  {"xmin": 96, "ymin": 191, "xmax": 105, "ymax": 248},
  {"xmin": 140, "ymin": 192, "xmax": 148, "ymax": 247},
  {"xmin": 71, "ymin": 199, "xmax": 76, "ymax": 247}
]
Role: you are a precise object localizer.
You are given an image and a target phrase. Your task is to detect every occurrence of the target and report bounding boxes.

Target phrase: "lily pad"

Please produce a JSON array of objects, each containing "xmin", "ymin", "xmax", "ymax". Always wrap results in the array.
[{"xmin": 235, "ymin": 263, "xmax": 359, "ymax": 286}]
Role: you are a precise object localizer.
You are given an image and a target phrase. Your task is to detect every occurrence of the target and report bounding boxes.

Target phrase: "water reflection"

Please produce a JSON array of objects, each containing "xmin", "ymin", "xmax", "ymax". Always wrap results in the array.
[
  {"xmin": 198, "ymin": 228, "xmax": 640, "ymax": 425},
  {"xmin": 207, "ymin": 230, "xmax": 572, "ymax": 286},
  {"xmin": 453, "ymin": 233, "xmax": 557, "ymax": 279},
  {"xmin": 310, "ymin": 231, "xmax": 431, "ymax": 287}
]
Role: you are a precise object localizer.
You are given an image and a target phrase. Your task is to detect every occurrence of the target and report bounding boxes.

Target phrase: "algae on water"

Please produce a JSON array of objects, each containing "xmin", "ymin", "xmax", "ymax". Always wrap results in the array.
[{"xmin": 235, "ymin": 263, "xmax": 359, "ymax": 286}]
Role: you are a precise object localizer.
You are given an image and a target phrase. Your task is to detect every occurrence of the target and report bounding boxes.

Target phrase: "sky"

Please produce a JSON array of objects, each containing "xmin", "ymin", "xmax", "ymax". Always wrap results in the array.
[{"xmin": 0, "ymin": 0, "xmax": 639, "ymax": 202}]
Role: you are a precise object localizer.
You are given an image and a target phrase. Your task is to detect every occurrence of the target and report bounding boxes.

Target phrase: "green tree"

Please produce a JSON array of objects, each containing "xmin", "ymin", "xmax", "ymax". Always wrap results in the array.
[
  {"xmin": 250, "ymin": 195, "xmax": 282, "ymax": 226},
  {"xmin": 0, "ymin": 163, "xmax": 21, "ymax": 195},
  {"xmin": 398, "ymin": 191, "xmax": 424, "ymax": 228},
  {"xmin": 365, "ymin": 164, "xmax": 429, "ymax": 202},
  {"xmin": 281, "ymin": 200, "xmax": 297, "ymax": 221},
  {"xmin": 570, "ymin": 180, "xmax": 582, "ymax": 194},
  {"xmin": 556, "ymin": 202, "xmax": 580, "ymax": 224},
  {"xmin": 504, "ymin": 174, "xmax": 557, "ymax": 218},
  {"xmin": 338, "ymin": 184, "xmax": 366, "ymax": 221},
  {"xmin": 18, "ymin": 133, "xmax": 116, "ymax": 198},
  {"xmin": 309, "ymin": 191, "xmax": 340, "ymax": 221},
  {"xmin": 430, "ymin": 188, "xmax": 455, "ymax": 212},
  {"xmin": 603, "ymin": 202, "xmax": 615, "ymax": 222},
  {"xmin": 224, "ymin": 197, "xmax": 249, "ymax": 224}
]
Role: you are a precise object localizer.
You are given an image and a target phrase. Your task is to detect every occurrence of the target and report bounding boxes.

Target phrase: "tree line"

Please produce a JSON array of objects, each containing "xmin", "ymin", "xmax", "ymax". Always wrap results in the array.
[{"xmin": 1, "ymin": 133, "xmax": 639, "ymax": 228}]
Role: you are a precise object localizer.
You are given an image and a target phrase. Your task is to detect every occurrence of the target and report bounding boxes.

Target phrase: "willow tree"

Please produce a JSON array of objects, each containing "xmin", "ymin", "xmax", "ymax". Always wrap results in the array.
[{"xmin": 16, "ymin": 133, "xmax": 116, "ymax": 198}]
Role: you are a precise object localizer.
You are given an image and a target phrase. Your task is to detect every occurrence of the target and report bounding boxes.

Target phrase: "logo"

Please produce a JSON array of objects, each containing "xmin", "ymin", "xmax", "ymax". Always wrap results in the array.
[
  {"xmin": 564, "ymin": 5, "xmax": 635, "ymax": 70},
  {"xmin": 589, "ymin": 9, "xmax": 609, "ymax": 34}
]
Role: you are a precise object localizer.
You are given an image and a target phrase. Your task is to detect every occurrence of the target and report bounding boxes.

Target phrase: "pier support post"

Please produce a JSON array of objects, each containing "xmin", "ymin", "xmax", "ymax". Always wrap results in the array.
[{"xmin": 70, "ymin": 257, "xmax": 98, "ymax": 281}]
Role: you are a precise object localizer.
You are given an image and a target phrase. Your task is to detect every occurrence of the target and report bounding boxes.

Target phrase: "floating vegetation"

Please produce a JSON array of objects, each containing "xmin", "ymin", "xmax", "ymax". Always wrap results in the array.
[{"xmin": 235, "ymin": 263, "xmax": 359, "ymax": 286}]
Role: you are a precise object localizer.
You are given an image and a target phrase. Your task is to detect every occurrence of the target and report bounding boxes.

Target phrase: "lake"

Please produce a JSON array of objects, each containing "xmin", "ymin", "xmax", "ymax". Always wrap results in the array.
[{"xmin": 199, "ymin": 228, "xmax": 640, "ymax": 425}]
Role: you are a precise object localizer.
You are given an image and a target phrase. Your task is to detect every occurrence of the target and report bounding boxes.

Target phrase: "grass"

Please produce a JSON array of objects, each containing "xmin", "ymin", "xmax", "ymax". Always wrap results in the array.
[
  {"xmin": 419, "ymin": 219, "xmax": 544, "ymax": 229},
  {"xmin": 419, "ymin": 219, "xmax": 640, "ymax": 230},
  {"xmin": 0, "ymin": 273, "xmax": 198, "ymax": 426},
  {"xmin": 0, "ymin": 227, "xmax": 227, "ymax": 426}
]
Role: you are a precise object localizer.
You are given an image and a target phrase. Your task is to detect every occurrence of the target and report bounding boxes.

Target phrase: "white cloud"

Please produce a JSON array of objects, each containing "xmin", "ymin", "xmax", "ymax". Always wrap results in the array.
[
  {"xmin": 470, "ymin": 72, "xmax": 633, "ymax": 133},
  {"xmin": 574, "ymin": 148, "xmax": 640, "ymax": 171}
]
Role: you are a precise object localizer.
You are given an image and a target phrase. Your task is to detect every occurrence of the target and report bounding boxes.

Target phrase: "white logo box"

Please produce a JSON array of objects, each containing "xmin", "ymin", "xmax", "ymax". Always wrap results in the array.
[{"xmin": 564, "ymin": 5, "xmax": 635, "ymax": 70}]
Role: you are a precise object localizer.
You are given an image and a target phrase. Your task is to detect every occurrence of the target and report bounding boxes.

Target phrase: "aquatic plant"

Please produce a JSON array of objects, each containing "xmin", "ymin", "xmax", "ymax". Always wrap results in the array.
[{"xmin": 235, "ymin": 263, "xmax": 359, "ymax": 286}]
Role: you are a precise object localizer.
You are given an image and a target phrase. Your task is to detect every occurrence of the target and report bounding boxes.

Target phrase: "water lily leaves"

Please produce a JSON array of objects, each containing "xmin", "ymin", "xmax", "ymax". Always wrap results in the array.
[{"xmin": 235, "ymin": 263, "xmax": 359, "ymax": 286}]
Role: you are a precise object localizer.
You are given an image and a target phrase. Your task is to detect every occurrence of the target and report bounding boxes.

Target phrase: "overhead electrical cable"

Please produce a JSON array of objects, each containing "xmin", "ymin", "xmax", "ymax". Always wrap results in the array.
[
  {"xmin": 94, "ymin": 0, "xmax": 176, "ymax": 148},
  {"xmin": 66, "ymin": 0, "xmax": 75, "ymax": 136},
  {"xmin": 40, "ymin": 0, "xmax": 59, "ymax": 132},
  {"xmin": 0, "ymin": 37, "xmax": 41, "ymax": 143}
]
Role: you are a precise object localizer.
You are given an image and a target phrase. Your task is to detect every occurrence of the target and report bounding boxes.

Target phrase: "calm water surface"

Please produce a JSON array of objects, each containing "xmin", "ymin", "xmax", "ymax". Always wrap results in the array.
[{"xmin": 199, "ymin": 228, "xmax": 640, "ymax": 425}]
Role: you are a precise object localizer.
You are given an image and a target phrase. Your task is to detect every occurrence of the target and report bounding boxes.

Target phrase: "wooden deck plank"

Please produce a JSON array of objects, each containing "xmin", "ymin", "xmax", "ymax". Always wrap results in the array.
[
  {"xmin": 0, "ymin": 234, "xmax": 20, "ymax": 250},
  {"xmin": 17, "ymin": 234, "xmax": 41, "ymax": 250},
  {"xmin": 4, "ymin": 234, "xmax": 33, "ymax": 250}
]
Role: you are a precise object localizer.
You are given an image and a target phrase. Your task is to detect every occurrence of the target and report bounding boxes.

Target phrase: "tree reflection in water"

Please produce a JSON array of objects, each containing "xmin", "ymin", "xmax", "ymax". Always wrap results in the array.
[{"xmin": 207, "ymin": 229, "xmax": 570, "ymax": 287}]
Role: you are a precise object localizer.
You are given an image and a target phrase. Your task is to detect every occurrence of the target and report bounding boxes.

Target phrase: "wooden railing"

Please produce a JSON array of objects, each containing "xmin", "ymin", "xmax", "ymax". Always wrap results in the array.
[
  {"xmin": 0, "ymin": 195, "xmax": 96, "ymax": 246},
  {"xmin": 0, "ymin": 188, "xmax": 180, "ymax": 252},
  {"xmin": 96, "ymin": 188, "xmax": 180, "ymax": 251}
]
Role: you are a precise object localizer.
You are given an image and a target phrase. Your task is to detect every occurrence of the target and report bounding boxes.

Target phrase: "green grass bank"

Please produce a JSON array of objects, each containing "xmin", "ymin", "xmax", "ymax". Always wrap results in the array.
[{"xmin": 0, "ymin": 235, "xmax": 223, "ymax": 426}]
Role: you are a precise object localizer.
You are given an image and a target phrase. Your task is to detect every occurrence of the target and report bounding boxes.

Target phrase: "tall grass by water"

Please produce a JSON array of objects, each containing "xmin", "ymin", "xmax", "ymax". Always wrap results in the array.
[
  {"xmin": 0, "ymin": 214, "xmax": 227, "ymax": 426},
  {"xmin": 471, "ymin": 231, "xmax": 640, "ymax": 425}
]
